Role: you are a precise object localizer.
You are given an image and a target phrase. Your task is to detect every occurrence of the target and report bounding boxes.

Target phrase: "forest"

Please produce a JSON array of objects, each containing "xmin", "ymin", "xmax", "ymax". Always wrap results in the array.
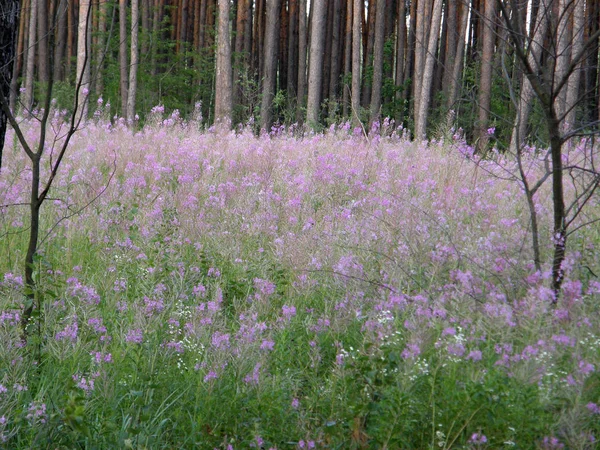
[{"xmin": 1, "ymin": 0, "xmax": 600, "ymax": 448}]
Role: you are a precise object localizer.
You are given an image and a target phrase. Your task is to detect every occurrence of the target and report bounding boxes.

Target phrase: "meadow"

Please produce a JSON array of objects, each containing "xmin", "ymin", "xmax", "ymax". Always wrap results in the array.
[{"xmin": 1, "ymin": 109, "xmax": 599, "ymax": 449}]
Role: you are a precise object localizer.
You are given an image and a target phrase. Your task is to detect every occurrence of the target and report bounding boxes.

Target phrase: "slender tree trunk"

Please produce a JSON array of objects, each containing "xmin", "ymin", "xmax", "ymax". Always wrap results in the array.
[
  {"xmin": 446, "ymin": 0, "xmax": 469, "ymax": 122},
  {"xmin": 415, "ymin": 0, "xmax": 443, "ymax": 139},
  {"xmin": 413, "ymin": 0, "xmax": 426, "ymax": 127},
  {"xmin": 120, "ymin": 0, "xmax": 129, "ymax": 118},
  {"xmin": 215, "ymin": 0, "xmax": 233, "ymax": 125},
  {"xmin": 260, "ymin": 0, "xmax": 281, "ymax": 130},
  {"xmin": 554, "ymin": 0, "xmax": 571, "ymax": 121},
  {"xmin": 127, "ymin": 0, "xmax": 139, "ymax": 123},
  {"xmin": 442, "ymin": 0, "xmax": 458, "ymax": 95},
  {"xmin": 96, "ymin": 0, "xmax": 110, "ymax": 96},
  {"xmin": 564, "ymin": 0, "xmax": 584, "ymax": 132},
  {"xmin": 24, "ymin": 0, "xmax": 38, "ymax": 112},
  {"xmin": 395, "ymin": 0, "xmax": 406, "ymax": 101},
  {"xmin": 296, "ymin": 0, "xmax": 307, "ymax": 120},
  {"xmin": 361, "ymin": 0, "xmax": 377, "ymax": 107},
  {"xmin": 279, "ymin": 1, "xmax": 289, "ymax": 97},
  {"xmin": 369, "ymin": 0, "xmax": 385, "ymax": 125},
  {"xmin": 0, "ymin": 0, "xmax": 20, "ymax": 171},
  {"xmin": 321, "ymin": 0, "xmax": 333, "ymax": 104},
  {"xmin": 509, "ymin": 0, "xmax": 548, "ymax": 152},
  {"xmin": 328, "ymin": 0, "xmax": 342, "ymax": 115},
  {"xmin": 66, "ymin": 0, "xmax": 74, "ymax": 78},
  {"xmin": 351, "ymin": 0, "xmax": 361, "ymax": 127},
  {"xmin": 37, "ymin": 0, "xmax": 49, "ymax": 83},
  {"xmin": 141, "ymin": 0, "xmax": 150, "ymax": 55},
  {"xmin": 342, "ymin": 0, "xmax": 353, "ymax": 117},
  {"xmin": 306, "ymin": 0, "xmax": 326, "ymax": 126},
  {"xmin": 476, "ymin": 0, "xmax": 495, "ymax": 151},
  {"xmin": 77, "ymin": 0, "xmax": 92, "ymax": 119},
  {"xmin": 287, "ymin": 0, "xmax": 299, "ymax": 99}
]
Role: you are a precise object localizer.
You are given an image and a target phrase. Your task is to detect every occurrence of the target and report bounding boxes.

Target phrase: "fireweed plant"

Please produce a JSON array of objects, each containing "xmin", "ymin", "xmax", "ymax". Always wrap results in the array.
[{"xmin": 0, "ymin": 111, "xmax": 599, "ymax": 449}]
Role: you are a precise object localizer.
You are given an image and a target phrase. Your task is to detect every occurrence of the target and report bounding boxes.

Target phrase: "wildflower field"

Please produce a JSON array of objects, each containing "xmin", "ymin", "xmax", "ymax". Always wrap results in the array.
[{"xmin": 1, "ymin": 112, "xmax": 600, "ymax": 449}]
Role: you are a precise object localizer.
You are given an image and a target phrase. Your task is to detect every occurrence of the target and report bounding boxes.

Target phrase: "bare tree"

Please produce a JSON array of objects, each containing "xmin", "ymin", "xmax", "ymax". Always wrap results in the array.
[{"xmin": 498, "ymin": 0, "xmax": 600, "ymax": 297}]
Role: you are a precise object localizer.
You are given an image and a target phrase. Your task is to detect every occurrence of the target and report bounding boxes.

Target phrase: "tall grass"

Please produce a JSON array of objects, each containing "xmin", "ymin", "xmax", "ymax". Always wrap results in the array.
[{"xmin": 0, "ymin": 112, "xmax": 599, "ymax": 449}]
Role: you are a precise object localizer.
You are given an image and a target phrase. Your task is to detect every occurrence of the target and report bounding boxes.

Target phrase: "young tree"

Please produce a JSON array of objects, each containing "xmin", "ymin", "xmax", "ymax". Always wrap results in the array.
[
  {"xmin": 499, "ymin": 0, "xmax": 600, "ymax": 296},
  {"xmin": 215, "ymin": 0, "xmax": 233, "ymax": 125},
  {"xmin": 306, "ymin": 0, "xmax": 327, "ymax": 126}
]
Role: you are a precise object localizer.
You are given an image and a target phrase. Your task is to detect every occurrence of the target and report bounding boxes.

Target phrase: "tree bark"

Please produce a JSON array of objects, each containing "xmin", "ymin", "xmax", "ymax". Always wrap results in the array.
[
  {"xmin": 37, "ymin": 0, "xmax": 49, "ymax": 83},
  {"xmin": 369, "ymin": 0, "xmax": 385, "ymax": 125},
  {"xmin": 24, "ymin": 0, "xmax": 38, "ymax": 112},
  {"xmin": 120, "ymin": 0, "xmax": 129, "ymax": 118},
  {"xmin": 351, "ymin": 0, "xmax": 361, "ymax": 127},
  {"xmin": 564, "ymin": 0, "xmax": 584, "ymax": 132},
  {"xmin": 260, "ymin": 0, "xmax": 281, "ymax": 130},
  {"xmin": 342, "ymin": 0, "xmax": 353, "ymax": 117},
  {"xmin": 414, "ymin": 0, "xmax": 443, "ymax": 139},
  {"xmin": 476, "ymin": 0, "xmax": 495, "ymax": 151},
  {"xmin": 215, "ymin": 0, "xmax": 233, "ymax": 125},
  {"xmin": 127, "ymin": 0, "xmax": 139, "ymax": 123},
  {"xmin": 296, "ymin": 0, "xmax": 307, "ymax": 120},
  {"xmin": 287, "ymin": 0, "xmax": 299, "ymax": 99},
  {"xmin": 394, "ymin": 0, "xmax": 406, "ymax": 103},
  {"xmin": 361, "ymin": 0, "xmax": 377, "ymax": 107},
  {"xmin": 0, "ymin": 0, "xmax": 20, "ymax": 171},
  {"xmin": 446, "ymin": 0, "xmax": 469, "ymax": 119},
  {"xmin": 306, "ymin": 0, "xmax": 326, "ymax": 127},
  {"xmin": 554, "ymin": 0, "xmax": 571, "ymax": 121},
  {"xmin": 509, "ymin": 0, "xmax": 548, "ymax": 152},
  {"xmin": 413, "ymin": 0, "xmax": 426, "ymax": 127}
]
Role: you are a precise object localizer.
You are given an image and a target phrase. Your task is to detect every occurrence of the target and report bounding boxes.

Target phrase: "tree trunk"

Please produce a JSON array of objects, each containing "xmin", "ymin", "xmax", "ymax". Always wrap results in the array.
[
  {"xmin": 554, "ymin": 0, "xmax": 571, "ymax": 121},
  {"xmin": 120, "ymin": 0, "xmax": 129, "ymax": 118},
  {"xmin": 66, "ymin": 0, "xmax": 74, "ymax": 78},
  {"xmin": 351, "ymin": 0, "xmax": 361, "ymax": 127},
  {"xmin": 96, "ymin": 0, "xmax": 110, "ymax": 96},
  {"xmin": 509, "ymin": 0, "xmax": 548, "ymax": 152},
  {"xmin": 442, "ymin": 0, "xmax": 458, "ymax": 95},
  {"xmin": 342, "ymin": 0, "xmax": 353, "ymax": 117},
  {"xmin": 415, "ymin": 0, "xmax": 443, "ymax": 139},
  {"xmin": 413, "ymin": 0, "xmax": 426, "ymax": 127},
  {"xmin": 215, "ymin": 0, "xmax": 233, "ymax": 125},
  {"xmin": 260, "ymin": 0, "xmax": 281, "ymax": 130},
  {"xmin": 306, "ymin": 0, "xmax": 326, "ymax": 126},
  {"xmin": 77, "ymin": 0, "xmax": 92, "ymax": 119},
  {"xmin": 296, "ymin": 0, "xmax": 307, "ymax": 120},
  {"xmin": 37, "ymin": 0, "xmax": 49, "ymax": 83},
  {"xmin": 141, "ymin": 0, "xmax": 150, "ymax": 55},
  {"xmin": 369, "ymin": 0, "xmax": 385, "ymax": 125},
  {"xmin": 321, "ymin": 0, "xmax": 333, "ymax": 104},
  {"xmin": 287, "ymin": 0, "xmax": 299, "ymax": 99},
  {"xmin": 328, "ymin": 0, "xmax": 342, "ymax": 117},
  {"xmin": 24, "ymin": 0, "xmax": 38, "ymax": 112},
  {"xmin": 446, "ymin": 0, "xmax": 469, "ymax": 120},
  {"xmin": 127, "ymin": 0, "xmax": 139, "ymax": 123},
  {"xmin": 361, "ymin": 0, "xmax": 377, "ymax": 107},
  {"xmin": 0, "ymin": 0, "xmax": 20, "ymax": 171},
  {"xmin": 564, "ymin": 0, "xmax": 584, "ymax": 132},
  {"xmin": 394, "ymin": 0, "xmax": 406, "ymax": 103},
  {"xmin": 476, "ymin": 0, "xmax": 495, "ymax": 151},
  {"xmin": 279, "ymin": 0, "xmax": 289, "ymax": 96}
]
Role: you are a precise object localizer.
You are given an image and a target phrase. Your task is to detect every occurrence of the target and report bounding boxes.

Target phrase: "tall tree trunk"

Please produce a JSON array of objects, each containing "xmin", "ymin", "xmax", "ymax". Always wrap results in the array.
[
  {"xmin": 66, "ymin": 0, "xmax": 74, "ymax": 78},
  {"xmin": 127, "ymin": 0, "xmax": 139, "ymax": 123},
  {"xmin": 37, "ymin": 0, "xmax": 49, "ymax": 83},
  {"xmin": 24, "ymin": 0, "xmax": 38, "ymax": 112},
  {"xmin": 306, "ymin": 0, "xmax": 326, "ymax": 126},
  {"xmin": 321, "ymin": 0, "xmax": 333, "ymax": 104},
  {"xmin": 509, "ymin": 0, "xmax": 548, "ymax": 152},
  {"xmin": 554, "ymin": 0, "xmax": 571, "ymax": 121},
  {"xmin": 260, "ymin": 0, "xmax": 281, "ymax": 130},
  {"xmin": 414, "ymin": 0, "xmax": 443, "ymax": 139},
  {"xmin": 476, "ymin": 0, "xmax": 495, "ymax": 151},
  {"xmin": 351, "ymin": 0, "xmax": 361, "ymax": 127},
  {"xmin": 77, "ymin": 0, "xmax": 92, "ymax": 119},
  {"xmin": 361, "ymin": 0, "xmax": 377, "ymax": 107},
  {"xmin": 342, "ymin": 0, "xmax": 353, "ymax": 117},
  {"xmin": 234, "ymin": 0, "xmax": 250, "ymax": 105},
  {"xmin": 279, "ymin": 0, "xmax": 289, "ymax": 95},
  {"xmin": 215, "ymin": 0, "xmax": 233, "ymax": 125},
  {"xmin": 199, "ymin": 0, "xmax": 208, "ymax": 50},
  {"xmin": 369, "ymin": 0, "xmax": 385, "ymax": 125},
  {"xmin": 120, "ymin": 0, "xmax": 129, "ymax": 118},
  {"xmin": 141, "ymin": 0, "xmax": 150, "ymax": 55},
  {"xmin": 564, "ymin": 0, "xmax": 584, "ymax": 132},
  {"xmin": 395, "ymin": 0, "xmax": 406, "ymax": 102},
  {"xmin": 287, "ymin": 0, "xmax": 299, "ymax": 99},
  {"xmin": 328, "ymin": 0, "xmax": 342, "ymax": 117},
  {"xmin": 96, "ymin": 0, "xmax": 110, "ymax": 96},
  {"xmin": 296, "ymin": 0, "xmax": 307, "ymax": 120},
  {"xmin": 413, "ymin": 0, "xmax": 426, "ymax": 128},
  {"xmin": 446, "ymin": 0, "xmax": 469, "ymax": 120},
  {"xmin": 442, "ymin": 0, "xmax": 458, "ymax": 94},
  {"xmin": 0, "ymin": 0, "xmax": 20, "ymax": 171}
]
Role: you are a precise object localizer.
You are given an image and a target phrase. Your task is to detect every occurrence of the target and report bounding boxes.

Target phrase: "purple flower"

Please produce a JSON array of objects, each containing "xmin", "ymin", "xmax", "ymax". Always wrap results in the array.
[
  {"xmin": 587, "ymin": 402, "xmax": 600, "ymax": 414},
  {"xmin": 469, "ymin": 433, "xmax": 487, "ymax": 445},
  {"xmin": 466, "ymin": 350, "xmax": 483, "ymax": 361}
]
